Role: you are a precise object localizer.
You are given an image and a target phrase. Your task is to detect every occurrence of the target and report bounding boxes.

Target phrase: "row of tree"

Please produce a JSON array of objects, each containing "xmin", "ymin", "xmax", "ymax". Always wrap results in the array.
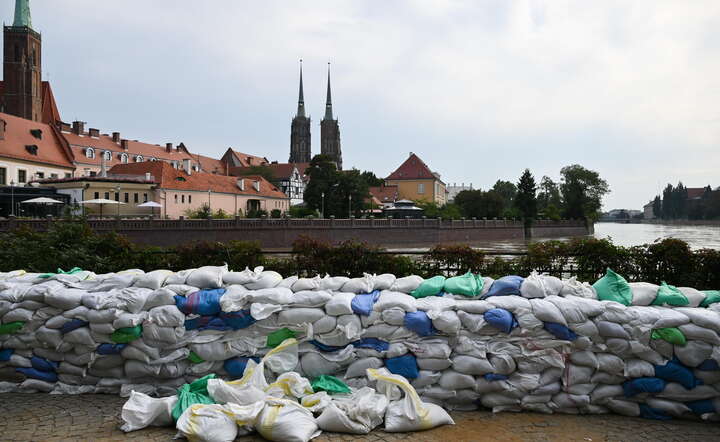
[
  {"xmin": 652, "ymin": 183, "xmax": 720, "ymax": 220},
  {"xmin": 452, "ymin": 165, "xmax": 609, "ymax": 223}
]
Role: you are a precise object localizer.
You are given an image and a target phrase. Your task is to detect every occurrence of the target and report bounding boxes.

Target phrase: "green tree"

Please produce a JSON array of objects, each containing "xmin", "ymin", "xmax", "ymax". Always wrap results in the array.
[
  {"xmin": 559, "ymin": 165, "xmax": 610, "ymax": 221},
  {"xmin": 652, "ymin": 195, "xmax": 662, "ymax": 218},
  {"xmin": 234, "ymin": 165, "xmax": 275, "ymax": 182},
  {"xmin": 515, "ymin": 169, "xmax": 537, "ymax": 225},
  {"xmin": 537, "ymin": 176, "xmax": 562, "ymax": 213},
  {"xmin": 359, "ymin": 171, "xmax": 384, "ymax": 187},
  {"xmin": 303, "ymin": 155, "xmax": 369, "ymax": 218},
  {"xmin": 492, "ymin": 180, "xmax": 517, "ymax": 211},
  {"xmin": 454, "ymin": 189, "xmax": 505, "ymax": 219},
  {"xmin": 415, "ymin": 201, "xmax": 462, "ymax": 219}
]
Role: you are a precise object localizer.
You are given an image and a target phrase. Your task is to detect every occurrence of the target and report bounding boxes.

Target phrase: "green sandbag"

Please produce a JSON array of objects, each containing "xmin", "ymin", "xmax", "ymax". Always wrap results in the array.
[
  {"xmin": 311, "ymin": 375, "xmax": 351, "ymax": 395},
  {"xmin": 171, "ymin": 374, "xmax": 216, "ymax": 421},
  {"xmin": 187, "ymin": 351, "xmax": 204, "ymax": 364},
  {"xmin": 267, "ymin": 327, "xmax": 296, "ymax": 348},
  {"xmin": 651, "ymin": 327, "xmax": 687, "ymax": 346},
  {"xmin": 701, "ymin": 290, "xmax": 720, "ymax": 308},
  {"xmin": 111, "ymin": 325, "xmax": 143, "ymax": 343},
  {"xmin": 652, "ymin": 282, "xmax": 689, "ymax": 307},
  {"xmin": 443, "ymin": 272, "xmax": 484, "ymax": 297},
  {"xmin": 592, "ymin": 268, "xmax": 632, "ymax": 306},
  {"xmin": 0, "ymin": 321, "xmax": 24, "ymax": 335},
  {"xmin": 411, "ymin": 275, "xmax": 446, "ymax": 298},
  {"xmin": 38, "ymin": 267, "xmax": 84, "ymax": 279}
]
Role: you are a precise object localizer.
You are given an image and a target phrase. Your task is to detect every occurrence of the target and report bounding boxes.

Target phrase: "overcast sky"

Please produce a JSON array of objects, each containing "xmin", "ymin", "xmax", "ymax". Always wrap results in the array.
[{"xmin": 6, "ymin": 1, "xmax": 719, "ymax": 209}]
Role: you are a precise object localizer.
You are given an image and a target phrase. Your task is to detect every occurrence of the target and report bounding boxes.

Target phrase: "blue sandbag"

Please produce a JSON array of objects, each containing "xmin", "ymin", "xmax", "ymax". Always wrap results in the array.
[
  {"xmin": 60, "ymin": 319, "xmax": 88, "ymax": 334},
  {"xmin": 223, "ymin": 356, "xmax": 260, "ymax": 379},
  {"xmin": 697, "ymin": 359, "xmax": 720, "ymax": 371},
  {"xmin": 219, "ymin": 310, "xmax": 256, "ymax": 330},
  {"xmin": 96, "ymin": 343, "xmax": 127, "ymax": 355},
  {"xmin": 185, "ymin": 316, "xmax": 230, "ymax": 331},
  {"xmin": 0, "ymin": 349, "xmax": 13, "ymax": 362},
  {"xmin": 654, "ymin": 359, "xmax": 702, "ymax": 390},
  {"xmin": 310, "ymin": 340, "xmax": 347, "ymax": 352},
  {"xmin": 386, "ymin": 354, "xmax": 419, "ymax": 379},
  {"xmin": 623, "ymin": 377, "xmax": 667, "ymax": 397},
  {"xmin": 30, "ymin": 356, "xmax": 59, "ymax": 372},
  {"xmin": 484, "ymin": 275, "xmax": 524, "ymax": 298},
  {"xmin": 404, "ymin": 311, "xmax": 435, "ymax": 337},
  {"xmin": 639, "ymin": 404, "xmax": 672, "ymax": 421},
  {"xmin": 686, "ymin": 399, "xmax": 716, "ymax": 415},
  {"xmin": 483, "ymin": 373, "xmax": 508, "ymax": 381},
  {"xmin": 543, "ymin": 322, "xmax": 578, "ymax": 341},
  {"xmin": 174, "ymin": 289, "xmax": 226, "ymax": 316},
  {"xmin": 16, "ymin": 367, "xmax": 58, "ymax": 383},
  {"xmin": 483, "ymin": 308, "xmax": 518, "ymax": 334},
  {"xmin": 351, "ymin": 290, "xmax": 381, "ymax": 316},
  {"xmin": 352, "ymin": 338, "xmax": 390, "ymax": 352}
]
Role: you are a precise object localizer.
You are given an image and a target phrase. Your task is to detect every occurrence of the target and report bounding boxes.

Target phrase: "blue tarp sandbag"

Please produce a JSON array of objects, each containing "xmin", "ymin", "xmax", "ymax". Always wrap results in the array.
[
  {"xmin": 16, "ymin": 367, "xmax": 58, "ymax": 383},
  {"xmin": 623, "ymin": 377, "xmax": 667, "ymax": 397},
  {"xmin": 484, "ymin": 275, "xmax": 524, "ymax": 298},
  {"xmin": 174, "ymin": 289, "xmax": 225, "ymax": 316},
  {"xmin": 223, "ymin": 356, "xmax": 260, "ymax": 379},
  {"xmin": 96, "ymin": 343, "xmax": 127, "ymax": 355},
  {"xmin": 483, "ymin": 308, "xmax": 518, "ymax": 334},
  {"xmin": 184, "ymin": 316, "xmax": 230, "ymax": 331},
  {"xmin": 0, "ymin": 349, "xmax": 13, "ymax": 362},
  {"xmin": 654, "ymin": 359, "xmax": 702, "ymax": 390},
  {"xmin": 310, "ymin": 340, "xmax": 347, "ymax": 352},
  {"xmin": 351, "ymin": 290, "xmax": 381, "ymax": 316},
  {"xmin": 404, "ymin": 311, "xmax": 435, "ymax": 337},
  {"xmin": 352, "ymin": 338, "xmax": 390, "ymax": 352},
  {"xmin": 386, "ymin": 354, "xmax": 419, "ymax": 379},
  {"xmin": 30, "ymin": 356, "xmax": 59, "ymax": 373},
  {"xmin": 543, "ymin": 322, "xmax": 578, "ymax": 341},
  {"xmin": 483, "ymin": 373, "xmax": 509, "ymax": 381},
  {"xmin": 60, "ymin": 319, "xmax": 88, "ymax": 334},
  {"xmin": 686, "ymin": 399, "xmax": 716, "ymax": 415},
  {"xmin": 639, "ymin": 404, "xmax": 672, "ymax": 421},
  {"xmin": 697, "ymin": 359, "xmax": 720, "ymax": 371},
  {"xmin": 219, "ymin": 310, "xmax": 256, "ymax": 330}
]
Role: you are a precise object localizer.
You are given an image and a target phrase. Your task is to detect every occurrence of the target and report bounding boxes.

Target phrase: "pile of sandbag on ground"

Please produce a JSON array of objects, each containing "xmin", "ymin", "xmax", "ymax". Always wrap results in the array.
[{"xmin": 1, "ymin": 265, "xmax": 720, "ymax": 433}]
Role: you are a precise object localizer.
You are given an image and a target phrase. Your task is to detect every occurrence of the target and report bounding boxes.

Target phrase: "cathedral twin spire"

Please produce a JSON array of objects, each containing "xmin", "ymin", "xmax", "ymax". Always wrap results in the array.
[
  {"xmin": 295, "ymin": 60, "xmax": 334, "ymax": 121},
  {"xmin": 13, "ymin": 0, "xmax": 32, "ymax": 29}
]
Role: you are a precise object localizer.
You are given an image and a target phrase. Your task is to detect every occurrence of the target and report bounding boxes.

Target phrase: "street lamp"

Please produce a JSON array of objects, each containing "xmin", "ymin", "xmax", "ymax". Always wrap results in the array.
[
  {"xmin": 10, "ymin": 180, "xmax": 15, "ymax": 216},
  {"xmin": 321, "ymin": 192, "xmax": 325, "ymax": 219},
  {"xmin": 348, "ymin": 194, "xmax": 352, "ymax": 219},
  {"xmin": 208, "ymin": 189, "xmax": 212, "ymax": 212},
  {"xmin": 115, "ymin": 185, "xmax": 121, "ymax": 218}
]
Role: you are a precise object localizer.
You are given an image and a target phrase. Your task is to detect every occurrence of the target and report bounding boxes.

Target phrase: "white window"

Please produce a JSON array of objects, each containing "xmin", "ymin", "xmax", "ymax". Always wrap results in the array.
[
  {"xmin": 149, "ymin": 157, "xmax": 157, "ymax": 162},
  {"xmin": 418, "ymin": 183, "xmax": 425, "ymax": 194},
  {"xmin": 103, "ymin": 150, "xmax": 112, "ymax": 161},
  {"xmin": 136, "ymin": 155, "xmax": 144, "ymax": 162},
  {"xmin": 85, "ymin": 148, "xmax": 95, "ymax": 159},
  {"xmin": 171, "ymin": 161, "xmax": 178, "ymax": 169},
  {"xmin": 120, "ymin": 153, "xmax": 128, "ymax": 164}
]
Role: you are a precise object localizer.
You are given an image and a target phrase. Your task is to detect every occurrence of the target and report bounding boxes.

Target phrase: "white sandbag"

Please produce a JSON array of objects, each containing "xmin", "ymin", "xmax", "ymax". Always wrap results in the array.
[
  {"xmin": 438, "ymin": 370, "xmax": 476, "ymax": 390},
  {"xmin": 245, "ymin": 270, "xmax": 283, "ymax": 290},
  {"xmin": 659, "ymin": 383, "xmax": 719, "ymax": 401},
  {"xmin": 624, "ymin": 359, "xmax": 654, "ymax": 378},
  {"xmin": 374, "ymin": 274, "xmax": 397, "ymax": 291},
  {"xmin": 646, "ymin": 398, "xmax": 691, "ymax": 417},
  {"xmin": 679, "ymin": 287, "xmax": 706, "ymax": 308},
  {"xmin": 591, "ymin": 384, "xmax": 624, "ymax": 404},
  {"xmin": 143, "ymin": 288, "xmax": 177, "ymax": 310},
  {"xmin": 520, "ymin": 271, "xmax": 547, "ymax": 299},
  {"xmin": 596, "ymin": 353, "xmax": 624, "ymax": 374},
  {"xmin": 596, "ymin": 321, "xmax": 631, "ymax": 339},
  {"xmin": 291, "ymin": 276, "xmax": 322, "ymax": 292},
  {"xmin": 529, "ymin": 298, "xmax": 567, "ymax": 326},
  {"xmin": 560, "ymin": 277, "xmax": 596, "ymax": 299},
  {"xmin": 628, "ymin": 282, "xmax": 659, "ymax": 306},
  {"xmin": 120, "ymin": 391, "xmax": 177, "ymax": 432},
  {"xmin": 325, "ymin": 292, "xmax": 355, "ymax": 316},
  {"xmin": 319, "ymin": 275, "xmax": 351, "ymax": 292},
  {"xmin": 316, "ymin": 387, "xmax": 388, "ymax": 434},
  {"xmin": 345, "ymin": 357, "xmax": 384, "ymax": 378},
  {"xmin": 373, "ymin": 291, "xmax": 417, "ymax": 312},
  {"xmin": 675, "ymin": 341, "xmax": 713, "ymax": 367},
  {"xmin": 416, "ymin": 358, "xmax": 452, "ymax": 371},
  {"xmin": 256, "ymin": 398, "xmax": 320, "ymax": 442},
  {"xmin": 165, "ymin": 269, "xmax": 195, "ymax": 285},
  {"xmin": 341, "ymin": 274, "xmax": 375, "ymax": 294},
  {"xmin": 676, "ymin": 308, "xmax": 720, "ymax": 333},
  {"xmin": 411, "ymin": 370, "xmax": 442, "ymax": 388},
  {"xmin": 367, "ymin": 368, "xmax": 454, "ymax": 432},
  {"xmin": 207, "ymin": 377, "xmax": 266, "ymax": 406},
  {"xmin": 133, "ymin": 270, "xmax": 173, "ymax": 290},
  {"xmin": 312, "ymin": 315, "xmax": 337, "ymax": 334},
  {"xmin": 605, "ymin": 399, "xmax": 640, "ymax": 416},
  {"xmin": 44, "ymin": 288, "xmax": 85, "ymax": 310},
  {"xmin": 278, "ymin": 308, "xmax": 325, "ymax": 325},
  {"xmin": 430, "ymin": 311, "xmax": 461, "ymax": 334},
  {"xmin": 289, "ymin": 290, "xmax": 332, "ymax": 308},
  {"xmin": 390, "ymin": 275, "xmax": 424, "ymax": 294},
  {"xmin": 186, "ymin": 265, "xmax": 227, "ymax": 289},
  {"xmin": 678, "ymin": 323, "xmax": 720, "ymax": 345},
  {"xmin": 177, "ymin": 402, "xmax": 264, "ymax": 442},
  {"xmin": 146, "ymin": 306, "xmax": 185, "ymax": 327},
  {"xmin": 381, "ymin": 307, "xmax": 406, "ymax": 326}
]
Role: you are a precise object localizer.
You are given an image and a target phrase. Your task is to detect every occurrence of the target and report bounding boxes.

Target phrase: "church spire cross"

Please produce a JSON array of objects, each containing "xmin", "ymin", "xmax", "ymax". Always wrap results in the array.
[
  {"xmin": 296, "ymin": 59, "xmax": 306, "ymax": 118},
  {"xmin": 324, "ymin": 62, "xmax": 333, "ymax": 121},
  {"xmin": 13, "ymin": 0, "xmax": 32, "ymax": 29}
]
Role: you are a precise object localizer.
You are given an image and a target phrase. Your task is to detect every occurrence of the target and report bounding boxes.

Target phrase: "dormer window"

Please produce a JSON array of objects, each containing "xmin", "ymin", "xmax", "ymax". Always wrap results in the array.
[
  {"xmin": 175, "ymin": 176, "xmax": 186, "ymax": 182},
  {"xmin": 30, "ymin": 129, "xmax": 42, "ymax": 139},
  {"xmin": 103, "ymin": 150, "xmax": 112, "ymax": 161},
  {"xmin": 25, "ymin": 145, "xmax": 38, "ymax": 155},
  {"xmin": 120, "ymin": 153, "xmax": 128, "ymax": 164},
  {"xmin": 149, "ymin": 157, "xmax": 157, "ymax": 162},
  {"xmin": 136, "ymin": 155, "xmax": 144, "ymax": 162},
  {"xmin": 85, "ymin": 147, "xmax": 95, "ymax": 159},
  {"xmin": 171, "ymin": 161, "xmax": 178, "ymax": 169}
]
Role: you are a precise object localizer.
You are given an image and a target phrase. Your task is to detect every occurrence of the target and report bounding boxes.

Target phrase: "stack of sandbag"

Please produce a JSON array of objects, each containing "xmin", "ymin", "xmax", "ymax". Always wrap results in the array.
[{"xmin": 2, "ymin": 264, "xmax": 720, "ymax": 425}]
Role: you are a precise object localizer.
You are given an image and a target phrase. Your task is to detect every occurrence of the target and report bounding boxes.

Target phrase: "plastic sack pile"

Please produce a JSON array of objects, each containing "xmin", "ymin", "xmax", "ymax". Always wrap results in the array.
[{"xmin": 1, "ymin": 266, "xmax": 720, "ymax": 439}]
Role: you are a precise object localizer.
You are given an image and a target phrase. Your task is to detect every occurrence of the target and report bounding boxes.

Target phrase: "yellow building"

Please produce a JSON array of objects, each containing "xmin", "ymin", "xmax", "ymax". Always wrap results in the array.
[{"xmin": 385, "ymin": 153, "xmax": 447, "ymax": 205}]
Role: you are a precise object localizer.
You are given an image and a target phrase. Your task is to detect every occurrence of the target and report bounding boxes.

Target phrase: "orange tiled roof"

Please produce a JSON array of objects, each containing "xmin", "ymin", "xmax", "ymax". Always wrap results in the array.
[
  {"xmin": 109, "ymin": 162, "xmax": 288, "ymax": 199},
  {"xmin": 193, "ymin": 153, "xmax": 229, "ymax": 175},
  {"xmin": 386, "ymin": 153, "xmax": 437, "ymax": 181},
  {"xmin": 0, "ymin": 112, "xmax": 74, "ymax": 168},
  {"xmin": 369, "ymin": 185, "xmax": 399, "ymax": 203},
  {"xmin": 223, "ymin": 148, "xmax": 269, "ymax": 168}
]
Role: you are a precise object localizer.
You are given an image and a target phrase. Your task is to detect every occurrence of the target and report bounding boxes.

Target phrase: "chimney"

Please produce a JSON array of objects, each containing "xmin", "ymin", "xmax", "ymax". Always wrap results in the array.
[
  {"xmin": 0, "ymin": 119, "xmax": 5, "ymax": 140},
  {"xmin": 121, "ymin": 139, "xmax": 129, "ymax": 150},
  {"xmin": 72, "ymin": 121, "xmax": 85, "ymax": 135},
  {"xmin": 166, "ymin": 143, "xmax": 173, "ymax": 153},
  {"xmin": 145, "ymin": 172, "xmax": 152, "ymax": 181},
  {"xmin": 100, "ymin": 154, "xmax": 108, "ymax": 178},
  {"xmin": 183, "ymin": 159, "xmax": 192, "ymax": 176},
  {"xmin": 88, "ymin": 128, "xmax": 100, "ymax": 138},
  {"xmin": 59, "ymin": 122, "xmax": 71, "ymax": 132},
  {"xmin": 112, "ymin": 132, "xmax": 121, "ymax": 143}
]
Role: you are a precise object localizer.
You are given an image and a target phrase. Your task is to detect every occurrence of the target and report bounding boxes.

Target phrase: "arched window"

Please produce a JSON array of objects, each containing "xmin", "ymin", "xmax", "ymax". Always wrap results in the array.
[
  {"xmin": 149, "ymin": 157, "xmax": 157, "ymax": 162},
  {"xmin": 85, "ymin": 148, "xmax": 95, "ymax": 159},
  {"xmin": 136, "ymin": 155, "xmax": 144, "ymax": 162},
  {"xmin": 120, "ymin": 153, "xmax": 128, "ymax": 164},
  {"xmin": 103, "ymin": 151, "xmax": 112, "ymax": 161}
]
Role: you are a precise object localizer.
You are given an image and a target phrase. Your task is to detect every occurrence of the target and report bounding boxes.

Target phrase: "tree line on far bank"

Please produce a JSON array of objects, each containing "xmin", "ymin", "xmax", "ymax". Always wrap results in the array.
[{"xmin": 651, "ymin": 183, "xmax": 720, "ymax": 220}]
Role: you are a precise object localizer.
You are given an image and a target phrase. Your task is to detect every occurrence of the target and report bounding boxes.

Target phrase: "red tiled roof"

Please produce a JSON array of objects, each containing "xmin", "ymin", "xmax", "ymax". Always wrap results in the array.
[
  {"xmin": 386, "ymin": 153, "xmax": 437, "ymax": 180},
  {"xmin": 369, "ymin": 185, "xmax": 399, "ymax": 203},
  {"xmin": 109, "ymin": 162, "xmax": 288, "ymax": 199},
  {"xmin": 193, "ymin": 153, "xmax": 229, "ymax": 175},
  {"xmin": 687, "ymin": 188, "xmax": 706, "ymax": 199},
  {"xmin": 0, "ymin": 111, "xmax": 74, "ymax": 168},
  {"xmin": 223, "ymin": 148, "xmax": 269, "ymax": 168},
  {"xmin": 41, "ymin": 82, "xmax": 61, "ymax": 125},
  {"xmin": 266, "ymin": 163, "xmax": 310, "ymax": 179}
]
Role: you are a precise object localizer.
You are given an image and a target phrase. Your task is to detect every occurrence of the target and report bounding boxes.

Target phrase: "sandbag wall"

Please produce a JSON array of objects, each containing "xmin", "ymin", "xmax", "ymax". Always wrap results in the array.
[{"xmin": 2, "ymin": 266, "xmax": 720, "ymax": 422}]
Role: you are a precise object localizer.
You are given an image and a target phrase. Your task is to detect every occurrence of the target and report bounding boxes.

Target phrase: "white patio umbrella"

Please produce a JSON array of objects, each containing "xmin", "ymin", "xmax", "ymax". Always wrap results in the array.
[
  {"xmin": 80, "ymin": 198, "xmax": 125, "ymax": 218},
  {"xmin": 20, "ymin": 197, "xmax": 64, "ymax": 204},
  {"xmin": 137, "ymin": 201, "xmax": 162, "ymax": 217}
]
